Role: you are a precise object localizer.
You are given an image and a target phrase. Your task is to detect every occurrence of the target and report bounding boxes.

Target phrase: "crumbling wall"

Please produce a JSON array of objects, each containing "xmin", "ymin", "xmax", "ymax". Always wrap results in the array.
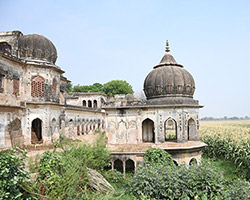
[{"xmin": 8, "ymin": 118, "xmax": 24, "ymax": 147}]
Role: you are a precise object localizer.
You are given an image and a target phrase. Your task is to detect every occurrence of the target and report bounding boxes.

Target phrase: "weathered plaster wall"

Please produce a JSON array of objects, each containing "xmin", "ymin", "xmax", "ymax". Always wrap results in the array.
[{"xmin": 106, "ymin": 107, "xmax": 200, "ymax": 145}]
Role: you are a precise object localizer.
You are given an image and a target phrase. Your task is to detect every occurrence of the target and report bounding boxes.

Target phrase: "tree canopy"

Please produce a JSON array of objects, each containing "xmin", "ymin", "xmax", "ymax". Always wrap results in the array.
[
  {"xmin": 103, "ymin": 80, "xmax": 133, "ymax": 97},
  {"xmin": 69, "ymin": 80, "xmax": 134, "ymax": 97}
]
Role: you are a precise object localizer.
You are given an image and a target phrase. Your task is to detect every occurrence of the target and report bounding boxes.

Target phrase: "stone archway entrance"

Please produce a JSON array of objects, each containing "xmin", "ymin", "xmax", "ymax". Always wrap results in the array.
[
  {"xmin": 142, "ymin": 118, "xmax": 155, "ymax": 142},
  {"xmin": 31, "ymin": 118, "xmax": 43, "ymax": 144}
]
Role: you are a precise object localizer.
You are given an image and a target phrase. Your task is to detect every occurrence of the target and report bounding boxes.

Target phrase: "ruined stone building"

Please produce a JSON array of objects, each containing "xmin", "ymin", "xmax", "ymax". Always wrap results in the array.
[{"xmin": 0, "ymin": 31, "xmax": 205, "ymax": 174}]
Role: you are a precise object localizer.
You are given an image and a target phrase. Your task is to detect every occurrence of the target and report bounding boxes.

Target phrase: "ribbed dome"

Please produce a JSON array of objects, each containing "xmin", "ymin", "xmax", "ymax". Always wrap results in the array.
[
  {"xmin": 18, "ymin": 34, "xmax": 57, "ymax": 64},
  {"xmin": 144, "ymin": 41, "xmax": 195, "ymax": 99}
]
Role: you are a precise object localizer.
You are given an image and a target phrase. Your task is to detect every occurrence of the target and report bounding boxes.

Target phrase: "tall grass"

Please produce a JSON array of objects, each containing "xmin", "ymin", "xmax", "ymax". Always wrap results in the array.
[{"xmin": 200, "ymin": 121, "xmax": 250, "ymax": 179}]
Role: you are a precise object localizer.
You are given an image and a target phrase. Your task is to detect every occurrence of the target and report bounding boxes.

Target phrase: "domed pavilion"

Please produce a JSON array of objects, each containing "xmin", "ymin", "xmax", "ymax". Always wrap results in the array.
[{"xmin": 105, "ymin": 41, "xmax": 206, "ymax": 173}]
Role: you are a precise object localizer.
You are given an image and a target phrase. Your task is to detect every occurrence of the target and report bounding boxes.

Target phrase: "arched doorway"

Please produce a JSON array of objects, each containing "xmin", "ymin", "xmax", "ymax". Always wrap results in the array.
[
  {"xmin": 82, "ymin": 100, "xmax": 86, "ymax": 107},
  {"xmin": 93, "ymin": 100, "xmax": 97, "ymax": 108},
  {"xmin": 114, "ymin": 159, "xmax": 123, "ymax": 173},
  {"xmin": 31, "ymin": 118, "xmax": 43, "ymax": 144},
  {"xmin": 142, "ymin": 118, "xmax": 155, "ymax": 142},
  {"xmin": 188, "ymin": 118, "xmax": 196, "ymax": 140},
  {"xmin": 164, "ymin": 118, "xmax": 177, "ymax": 141},
  {"xmin": 88, "ymin": 100, "xmax": 92, "ymax": 108},
  {"xmin": 125, "ymin": 159, "xmax": 135, "ymax": 173}
]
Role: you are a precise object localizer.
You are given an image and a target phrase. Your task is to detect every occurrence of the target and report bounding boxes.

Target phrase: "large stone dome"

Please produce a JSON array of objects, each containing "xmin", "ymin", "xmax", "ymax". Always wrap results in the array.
[
  {"xmin": 144, "ymin": 41, "xmax": 195, "ymax": 100},
  {"xmin": 18, "ymin": 34, "xmax": 57, "ymax": 64}
]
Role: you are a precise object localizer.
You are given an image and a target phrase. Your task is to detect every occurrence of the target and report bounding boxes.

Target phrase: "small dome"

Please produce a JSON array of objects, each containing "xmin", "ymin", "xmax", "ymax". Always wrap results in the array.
[
  {"xmin": 144, "ymin": 41, "xmax": 195, "ymax": 99},
  {"xmin": 18, "ymin": 34, "xmax": 57, "ymax": 64}
]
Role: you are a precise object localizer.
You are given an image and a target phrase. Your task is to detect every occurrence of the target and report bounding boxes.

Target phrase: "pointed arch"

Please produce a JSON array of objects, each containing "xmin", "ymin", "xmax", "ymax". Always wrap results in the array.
[
  {"xmin": 51, "ymin": 118, "xmax": 56, "ymax": 135},
  {"xmin": 142, "ymin": 118, "xmax": 155, "ymax": 142},
  {"xmin": 88, "ymin": 100, "xmax": 92, "ymax": 108},
  {"xmin": 31, "ymin": 118, "xmax": 43, "ymax": 144},
  {"xmin": 189, "ymin": 158, "xmax": 198, "ymax": 166},
  {"xmin": 93, "ymin": 100, "xmax": 97, "ymax": 108},
  {"xmin": 188, "ymin": 118, "xmax": 196, "ymax": 140},
  {"xmin": 164, "ymin": 118, "xmax": 177, "ymax": 141},
  {"xmin": 114, "ymin": 159, "xmax": 123, "ymax": 173},
  {"xmin": 125, "ymin": 159, "xmax": 135, "ymax": 173}
]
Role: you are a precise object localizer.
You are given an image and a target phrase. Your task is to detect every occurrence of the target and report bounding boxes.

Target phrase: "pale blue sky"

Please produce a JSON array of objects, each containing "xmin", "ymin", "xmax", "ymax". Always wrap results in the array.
[{"xmin": 1, "ymin": 0, "xmax": 250, "ymax": 117}]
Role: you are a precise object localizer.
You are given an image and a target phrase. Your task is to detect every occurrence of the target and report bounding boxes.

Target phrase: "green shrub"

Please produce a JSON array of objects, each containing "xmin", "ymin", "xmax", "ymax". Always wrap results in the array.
[
  {"xmin": 202, "ymin": 135, "xmax": 250, "ymax": 179},
  {"xmin": 36, "ymin": 132, "xmax": 111, "ymax": 199},
  {"xmin": 128, "ymin": 161, "xmax": 225, "ymax": 199},
  {"xmin": 224, "ymin": 179, "xmax": 250, "ymax": 200},
  {"xmin": 0, "ymin": 147, "xmax": 35, "ymax": 200},
  {"xmin": 103, "ymin": 170, "xmax": 124, "ymax": 184},
  {"xmin": 36, "ymin": 150, "xmax": 64, "ymax": 198},
  {"xmin": 144, "ymin": 148, "xmax": 174, "ymax": 166}
]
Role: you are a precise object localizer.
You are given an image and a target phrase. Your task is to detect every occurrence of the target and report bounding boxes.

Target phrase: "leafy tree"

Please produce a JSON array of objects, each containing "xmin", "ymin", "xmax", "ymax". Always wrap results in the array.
[
  {"xmin": 70, "ymin": 80, "xmax": 133, "ymax": 97},
  {"xmin": 66, "ymin": 82, "xmax": 72, "ymax": 93},
  {"xmin": 103, "ymin": 80, "xmax": 133, "ymax": 97},
  {"xmin": 72, "ymin": 83, "xmax": 104, "ymax": 93}
]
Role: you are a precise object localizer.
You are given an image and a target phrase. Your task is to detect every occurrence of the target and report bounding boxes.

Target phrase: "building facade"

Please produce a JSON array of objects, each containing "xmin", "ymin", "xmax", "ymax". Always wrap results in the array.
[{"xmin": 0, "ymin": 31, "xmax": 205, "ymax": 174}]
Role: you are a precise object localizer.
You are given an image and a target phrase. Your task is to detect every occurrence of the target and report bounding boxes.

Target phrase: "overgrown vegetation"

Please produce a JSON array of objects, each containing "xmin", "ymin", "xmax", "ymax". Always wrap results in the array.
[
  {"xmin": 200, "ymin": 120, "xmax": 250, "ymax": 180},
  {"xmin": 0, "ymin": 147, "xmax": 35, "ymax": 200},
  {"xmin": 202, "ymin": 135, "xmax": 250, "ymax": 180},
  {"xmin": 2, "ymin": 122, "xmax": 250, "ymax": 199},
  {"xmin": 36, "ymin": 133, "xmax": 111, "ymax": 199},
  {"xmin": 129, "ymin": 148, "xmax": 250, "ymax": 200}
]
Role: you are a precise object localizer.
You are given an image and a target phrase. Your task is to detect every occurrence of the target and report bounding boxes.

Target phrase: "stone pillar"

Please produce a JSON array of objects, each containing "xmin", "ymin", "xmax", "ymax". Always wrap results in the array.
[
  {"xmin": 111, "ymin": 160, "xmax": 114, "ymax": 170},
  {"xmin": 123, "ymin": 160, "xmax": 126, "ymax": 178}
]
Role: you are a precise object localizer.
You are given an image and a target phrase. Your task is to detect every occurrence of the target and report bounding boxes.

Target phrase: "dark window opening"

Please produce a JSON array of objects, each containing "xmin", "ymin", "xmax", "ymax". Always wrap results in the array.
[
  {"xmin": 93, "ymin": 100, "xmax": 97, "ymax": 108},
  {"xmin": 31, "ymin": 118, "xmax": 43, "ymax": 144},
  {"xmin": 125, "ymin": 159, "xmax": 135, "ymax": 173},
  {"xmin": 88, "ymin": 100, "xmax": 92, "ymax": 108},
  {"xmin": 82, "ymin": 100, "xmax": 86, "ymax": 107},
  {"xmin": 114, "ymin": 159, "xmax": 123, "ymax": 173}
]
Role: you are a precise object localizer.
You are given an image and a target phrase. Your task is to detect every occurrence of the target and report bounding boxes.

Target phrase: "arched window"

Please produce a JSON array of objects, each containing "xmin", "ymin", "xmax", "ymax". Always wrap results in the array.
[
  {"xmin": 88, "ymin": 100, "xmax": 92, "ymax": 108},
  {"xmin": 31, "ymin": 118, "xmax": 43, "ymax": 144},
  {"xmin": 82, "ymin": 100, "xmax": 86, "ymax": 107},
  {"xmin": 189, "ymin": 158, "xmax": 198, "ymax": 166},
  {"xmin": 0, "ymin": 42, "xmax": 11, "ymax": 54},
  {"xmin": 93, "ymin": 100, "xmax": 97, "ymax": 108},
  {"xmin": 142, "ymin": 118, "xmax": 155, "ymax": 142},
  {"xmin": 188, "ymin": 118, "xmax": 196, "ymax": 140},
  {"xmin": 51, "ymin": 118, "xmax": 56, "ymax": 135},
  {"xmin": 31, "ymin": 75, "xmax": 45, "ymax": 97},
  {"xmin": 125, "ymin": 159, "xmax": 135, "ymax": 173},
  {"xmin": 164, "ymin": 118, "xmax": 177, "ymax": 141},
  {"xmin": 114, "ymin": 159, "xmax": 123, "ymax": 173}
]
